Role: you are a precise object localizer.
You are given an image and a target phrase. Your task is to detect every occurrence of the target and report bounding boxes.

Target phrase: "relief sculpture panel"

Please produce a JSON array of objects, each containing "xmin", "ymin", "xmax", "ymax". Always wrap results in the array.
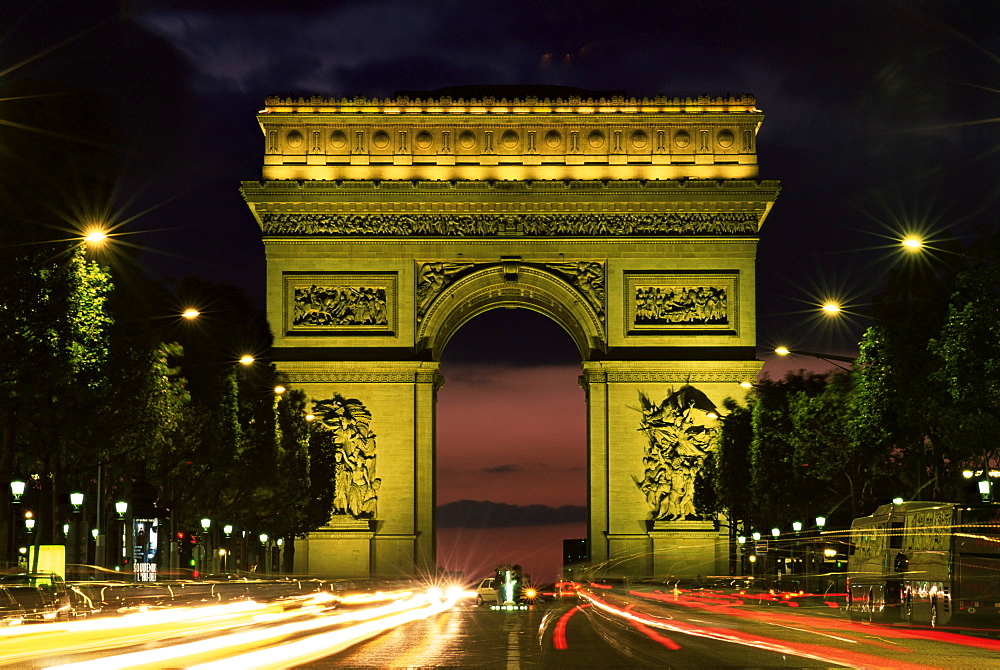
[
  {"xmin": 633, "ymin": 386, "xmax": 718, "ymax": 521},
  {"xmin": 546, "ymin": 261, "xmax": 605, "ymax": 321},
  {"xmin": 635, "ymin": 286, "xmax": 726, "ymax": 325},
  {"xmin": 285, "ymin": 273, "xmax": 395, "ymax": 334},
  {"xmin": 312, "ymin": 394, "xmax": 380, "ymax": 519},
  {"xmin": 625, "ymin": 273, "xmax": 736, "ymax": 334}
]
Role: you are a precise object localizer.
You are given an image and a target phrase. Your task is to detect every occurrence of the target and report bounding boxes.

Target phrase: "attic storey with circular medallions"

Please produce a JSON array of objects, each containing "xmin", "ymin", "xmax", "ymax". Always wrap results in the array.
[{"xmin": 242, "ymin": 88, "xmax": 779, "ymax": 580}]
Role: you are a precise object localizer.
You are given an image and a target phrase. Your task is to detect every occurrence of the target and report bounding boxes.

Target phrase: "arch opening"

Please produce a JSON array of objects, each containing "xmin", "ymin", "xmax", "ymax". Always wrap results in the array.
[{"xmin": 435, "ymin": 308, "xmax": 587, "ymax": 583}]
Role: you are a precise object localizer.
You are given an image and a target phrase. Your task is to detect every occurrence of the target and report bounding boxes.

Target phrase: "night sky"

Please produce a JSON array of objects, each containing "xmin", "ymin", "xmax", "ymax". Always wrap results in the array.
[{"xmin": 3, "ymin": 1, "xmax": 998, "ymax": 581}]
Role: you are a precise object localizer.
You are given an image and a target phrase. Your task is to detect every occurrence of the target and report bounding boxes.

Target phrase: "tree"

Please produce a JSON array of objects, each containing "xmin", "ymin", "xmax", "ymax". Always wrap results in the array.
[{"xmin": 928, "ymin": 232, "xmax": 1000, "ymax": 496}]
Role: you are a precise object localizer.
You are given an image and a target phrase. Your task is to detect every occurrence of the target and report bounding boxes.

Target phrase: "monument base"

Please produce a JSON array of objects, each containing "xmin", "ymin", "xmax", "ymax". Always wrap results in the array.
[
  {"xmin": 293, "ymin": 517, "xmax": 374, "ymax": 579},
  {"xmin": 649, "ymin": 519, "xmax": 726, "ymax": 579}
]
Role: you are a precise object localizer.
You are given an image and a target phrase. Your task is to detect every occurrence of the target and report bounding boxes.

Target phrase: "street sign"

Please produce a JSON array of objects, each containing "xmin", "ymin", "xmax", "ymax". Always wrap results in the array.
[{"xmin": 755, "ymin": 541, "xmax": 768, "ymax": 553}]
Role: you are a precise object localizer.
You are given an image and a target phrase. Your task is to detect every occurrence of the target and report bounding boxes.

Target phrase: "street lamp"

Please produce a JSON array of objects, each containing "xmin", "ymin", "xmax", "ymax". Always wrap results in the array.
[
  {"xmin": 70, "ymin": 492, "xmax": 84, "ymax": 511},
  {"xmin": 815, "ymin": 516, "xmax": 826, "ymax": 530},
  {"xmin": 201, "ymin": 519, "xmax": 213, "ymax": 575},
  {"xmin": 181, "ymin": 308, "xmax": 200, "ymax": 320},
  {"xmin": 239, "ymin": 355, "xmax": 254, "ymax": 366},
  {"xmin": 24, "ymin": 517, "xmax": 35, "ymax": 533},
  {"xmin": 84, "ymin": 229, "xmax": 108, "ymax": 245},
  {"xmin": 10, "ymin": 481, "xmax": 25, "ymax": 566},
  {"xmin": 115, "ymin": 502, "xmax": 128, "ymax": 571},
  {"xmin": 259, "ymin": 533, "xmax": 269, "ymax": 575},
  {"xmin": 752, "ymin": 531, "xmax": 761, "ymax": 542},
  {"xmin": 979, "ymin": 479, "xmax": 991, "ymax": 502},
  {"xmin": 792, "ymin": 521, "xmax": 802, "ymax": 534},
  {"xmin": 901, "ymin": 235, "xmax": 923, "ymax": 252}
]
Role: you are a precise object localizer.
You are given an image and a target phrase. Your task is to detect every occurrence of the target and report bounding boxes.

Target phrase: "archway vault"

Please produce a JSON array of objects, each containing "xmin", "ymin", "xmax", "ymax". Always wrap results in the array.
[
  {"xmin": 418, "ymin": 264, "xmax": 606, "ymax": 362},
  {"xmin": 243, "ymin": 89, "xmax": 779, "ymax": 581}
]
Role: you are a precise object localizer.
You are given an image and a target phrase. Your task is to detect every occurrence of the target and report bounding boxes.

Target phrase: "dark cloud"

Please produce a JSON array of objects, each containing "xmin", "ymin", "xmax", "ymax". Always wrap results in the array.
[
  {"xmin": 437, "ymin": 499, "xmax": 587, "ymax": 528},
  {"xmin": 481, "ymin": 464, "xmax": 519, "ymax": 475}
]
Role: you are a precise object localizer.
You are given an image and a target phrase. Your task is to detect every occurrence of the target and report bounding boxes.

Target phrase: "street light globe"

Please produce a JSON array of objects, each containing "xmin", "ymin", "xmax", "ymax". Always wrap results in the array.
[
  {"xmin": 737, "ymin": 535, "xmax": 746, "ymax": 545},
  {"xmin": 962, "ymin": 470, "xmax": 975, "ymax": 478},
  {"xmin": 739, "ymin": 381, "xmax": 753, "ymax": 389},
  {"xmin": 305, "ymin": 414, "xmax": 316, "ymax": 422},
  {"xmin": 10, "ymin": 480, "xmax": 25, "ymax": 499},
  {"xmin": 115, "ymin": 501, "xmax": 128, "ymax": 517},
  {"xmin": 91, "ymin": 528, "xmax": 98, "ymax": 539},
  {"xmin": 63, "ymin": 523, "xmax": 70, "ymax": 536},
  {"xmin": 239, "ymin": 355, "xmax": 255, "ymax": 366},
  {"xmin": 771, "ymin": 527, "xmax": 780, "ymax": 538},
  {"xmin": 775, "ymin": 346, "xmax": 790, "ymax": 356},
  {"xmin": 815, "ymin": 516, "xmax": 826, "ymax": 529},
  {"xmin": 902, "ymin": 236, "xmax": 923, "ymax": 252},
  {"xmin": 274, "ymin": 385, "xmax": 286, "ymax": 395},
  {"xmin": 70, "ymin": 492, "xmax": 84, "ymax": 507},
  {"xmin": 181, "ymin": 308, "xmax": 200, "ymax": 320},
  {"xmin": 821, "ymin": 301, "xmax": 841, "ymax": 315},
  {"xmin": 84, "ymin": 229, "xmax": 108, "ymax": 245},
  {"xmin": 752, "ymin": 531, "xmax": 761, "ymax": 541},
  {"xmin": 259, "ymin": 533, "xmax": 269, "ymax": 544},
  {"xmin": 792, "ymin": 521, "xmax": 803, "ymax": 533},
  {"xmin": 201, "ymin": 518, "xmax": 212, "ymax": 530}
]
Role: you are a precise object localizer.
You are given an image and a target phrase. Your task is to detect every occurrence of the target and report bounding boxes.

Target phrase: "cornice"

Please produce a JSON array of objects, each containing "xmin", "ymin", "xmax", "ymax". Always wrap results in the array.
[
  {"xmin": 262, "ymin": 93, "xmax": 759, "ymax": 115},
  {"xmin": 242, "ymin": 179, "xmax": 781, "ymax": 198}
]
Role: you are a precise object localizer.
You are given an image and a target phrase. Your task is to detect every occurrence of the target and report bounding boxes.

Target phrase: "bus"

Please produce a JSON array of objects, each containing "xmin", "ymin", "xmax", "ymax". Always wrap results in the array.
[{"xmin": 846, "ymin": 501, "xmax": 1000, "ymax": 627}]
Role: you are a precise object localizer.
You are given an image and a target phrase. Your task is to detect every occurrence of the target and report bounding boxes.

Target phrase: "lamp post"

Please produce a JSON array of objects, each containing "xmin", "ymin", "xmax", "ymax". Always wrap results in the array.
[
  {"xmin": 200, "ymin": 518, "xmax": 212, "ymax": 576},
  {"xmin": 259, "ymin": 533, "xmax": 269, "ymax": 575},
  {"xmin": 69, "ymin": 492, "xmax": 84, "ymax": 570},
  {"xmin": 737, "ymin": 535, "xmax": 746, "ymax": 576},
  {"xmin": 223, "ymin": 525, "xmax": 233, "ymax": 574},
  {"xmin": 10, "ymin": 481, "xmax": 25, "ymax": 566},
  {"xmin": 115, "ymin": 501, "xmax": 128, "ymax": 571},
  {"xmin": 790, "ymin": 522, "xmax": 802, "ymax": 577},
  {"xmin": 771, "ymin": 528, "xmax": 781, "ymax": 579}
]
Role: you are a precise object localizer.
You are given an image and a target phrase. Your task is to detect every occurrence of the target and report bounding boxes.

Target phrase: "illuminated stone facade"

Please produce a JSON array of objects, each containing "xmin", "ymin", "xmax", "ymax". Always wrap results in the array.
[{"xmin": 243, "ymin": 90, "xmax": 779, "ymax": 579}]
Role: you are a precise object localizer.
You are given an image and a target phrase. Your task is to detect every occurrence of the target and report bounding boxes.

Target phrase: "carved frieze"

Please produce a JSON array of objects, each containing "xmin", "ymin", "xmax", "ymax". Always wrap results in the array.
[
  {"xmin": 633, "ymin": 386, "xmax": 718, "ymax": 521},
  {"xmin": 260, "ymin": 211, "xmax": 760, "ymax": 237},
  {"xmin": 625, "ymin": 273, "xmax": 737, "ymax": 334},
  {"xmin": 284, "ymin": 273, "xmax": 396, "ymax": 334}
]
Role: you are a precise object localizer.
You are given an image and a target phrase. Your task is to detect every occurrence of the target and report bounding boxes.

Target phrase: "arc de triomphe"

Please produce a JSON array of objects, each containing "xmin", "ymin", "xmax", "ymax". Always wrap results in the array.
[{"xmin": 241, "ymin": 89, "xmax": 779, "ymax": 579}]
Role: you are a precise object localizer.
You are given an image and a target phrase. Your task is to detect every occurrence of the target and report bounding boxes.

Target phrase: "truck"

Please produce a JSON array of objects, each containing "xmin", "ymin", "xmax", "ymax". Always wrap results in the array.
[{"xmin": 846, "ymin": 501, "xmax": 1000, "ymax": 627}]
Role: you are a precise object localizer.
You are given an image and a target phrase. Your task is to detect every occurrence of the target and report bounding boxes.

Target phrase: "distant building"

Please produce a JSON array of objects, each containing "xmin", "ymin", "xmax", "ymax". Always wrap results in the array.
[{"xmin": 563, "ymin": 538, "xmax": 588, "ymax": 565}]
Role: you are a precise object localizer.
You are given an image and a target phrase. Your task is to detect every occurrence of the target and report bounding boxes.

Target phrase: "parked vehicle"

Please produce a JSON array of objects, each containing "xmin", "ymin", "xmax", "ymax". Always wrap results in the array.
[
  {"xmin": 0, "ymin": 587, "xmax": 25, "ymax": 626},
  {"xmin": 475, "ymin": 577, "xmax": 500, "ymax": 606},
  {"xmin": 0, "ymin": 573, "xmax": 72, "ymax": 622},
  {"xmin": 846, "ymin": 501, "xmax": 1000, "ymax": 627}
]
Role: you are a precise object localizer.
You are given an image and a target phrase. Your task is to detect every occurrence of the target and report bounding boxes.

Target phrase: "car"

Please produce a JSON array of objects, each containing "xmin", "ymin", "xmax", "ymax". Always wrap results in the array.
[
  {"xmin": 475, "ymin": 577, "xmax": 499, "ymax": 606},
  {"xmin": 0, "ymin": 587, "xmax": 25, "ymax": 626},
  {"xmin": 0, "ymin": 573, "xmax": 72, "ymax": 622}
]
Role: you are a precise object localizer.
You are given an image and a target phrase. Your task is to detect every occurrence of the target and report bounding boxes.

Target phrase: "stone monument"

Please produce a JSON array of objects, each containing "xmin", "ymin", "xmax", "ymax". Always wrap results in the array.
[{"xmin": 242, "ymin": 87, "xmax": 779, "ymax": 578}]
